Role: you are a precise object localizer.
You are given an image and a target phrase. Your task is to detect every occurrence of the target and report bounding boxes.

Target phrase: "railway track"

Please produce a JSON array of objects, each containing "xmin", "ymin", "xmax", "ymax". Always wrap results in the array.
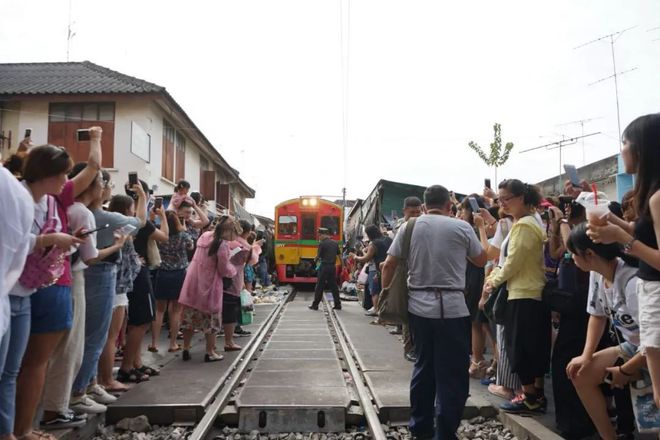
[{"xmin": 187, "ymin": 291, "xmax": 388, "ymax": 440}]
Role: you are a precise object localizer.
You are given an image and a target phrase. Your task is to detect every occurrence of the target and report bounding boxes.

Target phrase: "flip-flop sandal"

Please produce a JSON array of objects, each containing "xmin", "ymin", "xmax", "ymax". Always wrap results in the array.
[
  {"xmin": 147, "ymin": 345, "xmax": 159, "ymax": 353},
  {"xmin": 168, "ymin": 345, "xmax": 182, "ymax": 353},
  {"xmin": 19, "ymin": 430, "xmax": 57, "ymax": 440},
  {"xmin": 136, "ymin": 365, "xmax": 160, "ymax": 376},
  {"xmin": 105, "ymin": 384, "xmax": 130, "ymax": 393},
  {"xmin": 117, "ymin": 369, "xmax": 150, "ymax": 383},
  {"xmin": 224, "ymin": 346, "xmax": 242, "ymax": 352}
]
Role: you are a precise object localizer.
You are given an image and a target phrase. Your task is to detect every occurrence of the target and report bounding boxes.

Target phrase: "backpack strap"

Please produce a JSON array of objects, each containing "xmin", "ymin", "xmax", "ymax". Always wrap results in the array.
[{"xmin": 401, "ymin": 217, "xmax": 417, "ymax": 261}]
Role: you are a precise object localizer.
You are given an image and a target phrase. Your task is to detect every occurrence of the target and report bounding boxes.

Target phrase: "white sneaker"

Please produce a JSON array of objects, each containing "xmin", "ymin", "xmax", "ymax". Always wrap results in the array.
[
  {"xmin": 86, "ymin": 384, "xmax": 117, "ymax": 404},
  {"xmin": 70, "ymin": 394, "xmax": 107, "ymax": 414}
]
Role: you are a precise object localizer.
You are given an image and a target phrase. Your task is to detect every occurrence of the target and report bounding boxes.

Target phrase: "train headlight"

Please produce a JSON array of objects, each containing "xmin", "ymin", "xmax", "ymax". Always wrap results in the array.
[
  {"xmin": 309, "ymin": 198, "xmax": 318, "ymax": 207},
  {"xmin": 302, "ymin": 199, "xmax": 309, "ymax": 206}
]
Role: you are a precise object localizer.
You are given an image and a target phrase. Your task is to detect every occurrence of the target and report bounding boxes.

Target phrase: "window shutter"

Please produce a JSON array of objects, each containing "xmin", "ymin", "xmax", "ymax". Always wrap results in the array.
[{"xmin": 200, "ymin": 170, "xmax": 216, "ymax": 201}]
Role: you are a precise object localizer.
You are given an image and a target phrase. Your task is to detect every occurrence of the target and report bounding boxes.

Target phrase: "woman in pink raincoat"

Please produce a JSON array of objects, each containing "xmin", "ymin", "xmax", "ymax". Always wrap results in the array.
[
  {"xmin": 223, "ymin": 220, "xmax": 261, "ymax": 351},
  {"xmin": 178, "ymin": 216, "xmax": 239, "ymax": 362}
]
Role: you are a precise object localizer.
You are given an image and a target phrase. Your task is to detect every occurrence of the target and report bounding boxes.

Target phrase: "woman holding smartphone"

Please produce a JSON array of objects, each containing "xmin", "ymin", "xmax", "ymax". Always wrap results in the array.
[
  {"xmin": 70, "ymin": 174, "xmax": 146, "ymax": 414},
  {"xmin": 588, "ymin": 113, "xmax": 660, "ymax": 411},
  {"xmin": 566, "ymin": 224, "xmax": 645, "ymax": 440}
]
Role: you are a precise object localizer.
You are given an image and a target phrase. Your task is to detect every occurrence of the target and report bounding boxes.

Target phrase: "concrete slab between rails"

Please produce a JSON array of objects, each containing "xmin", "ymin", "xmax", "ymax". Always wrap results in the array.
[
  {"xmin": 239, "ymin": 407, "xmax": 346, "ymax": 433},
  {"xmin": 335, "ymin": 302, "xmax": 497, "ymax": 424},
  {"xmin": 105, "ymin": 304, "xmax": 277, "ymax": 425}
]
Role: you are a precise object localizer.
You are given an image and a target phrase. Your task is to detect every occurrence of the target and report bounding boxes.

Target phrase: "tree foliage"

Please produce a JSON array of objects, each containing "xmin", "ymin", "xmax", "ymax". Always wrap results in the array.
[{"xmin": 468, "ymin": 123, "xmax": 514, "ymax": 168}]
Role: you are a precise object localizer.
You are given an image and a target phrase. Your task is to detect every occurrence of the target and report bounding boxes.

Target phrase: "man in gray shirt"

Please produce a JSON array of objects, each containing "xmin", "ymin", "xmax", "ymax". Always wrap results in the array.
[{"xmin": 382, "ymin": 185, "xmax": 487, "ymax": 440}]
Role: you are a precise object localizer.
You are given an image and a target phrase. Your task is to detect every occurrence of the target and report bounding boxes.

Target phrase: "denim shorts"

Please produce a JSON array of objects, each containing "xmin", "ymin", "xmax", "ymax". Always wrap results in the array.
[
  {"xmin": 619, "ymin": 341, "xmax": 651, "ymax": 385},
  {"xmin": 30, "ymin": 284, "xmax": 73, "ymax": 333}
]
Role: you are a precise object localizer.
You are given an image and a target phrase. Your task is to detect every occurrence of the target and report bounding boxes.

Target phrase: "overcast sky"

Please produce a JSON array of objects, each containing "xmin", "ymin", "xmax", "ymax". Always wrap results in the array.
[{"xmin": 2, "ymin": 1, "xmax": 659, "ymax": 217}]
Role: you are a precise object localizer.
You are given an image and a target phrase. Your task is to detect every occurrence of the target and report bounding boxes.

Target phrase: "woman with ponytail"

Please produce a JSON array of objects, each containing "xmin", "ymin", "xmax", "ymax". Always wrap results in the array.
[
  {"xmin": 178, "ymin": 216, "xmax": 239, "ymax": 362},
  {"xmin": 566, "ymin": 223, "xmax": 646, "ymax": 440},
  {"xmin": 479, "ymin": 179, "xmax": 549, "ymax": 414}
]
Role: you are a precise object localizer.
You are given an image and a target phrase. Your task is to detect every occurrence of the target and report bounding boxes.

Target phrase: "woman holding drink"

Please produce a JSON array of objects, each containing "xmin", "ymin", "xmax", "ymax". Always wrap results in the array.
[{"xmin": 587, "ymin": 113, "xmax": 660, "ymax": 410}]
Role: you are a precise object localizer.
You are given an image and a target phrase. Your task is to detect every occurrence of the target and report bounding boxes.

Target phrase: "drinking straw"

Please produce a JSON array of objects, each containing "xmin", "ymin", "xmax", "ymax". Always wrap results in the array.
[{"xmin": 592, "ymin": 183, "xmax": 598, "ymax": 205}]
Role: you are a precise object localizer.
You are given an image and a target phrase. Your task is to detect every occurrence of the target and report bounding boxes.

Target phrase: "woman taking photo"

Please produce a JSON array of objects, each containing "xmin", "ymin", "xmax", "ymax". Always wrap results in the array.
[
  {"xmin": 588, "ymin": 113, "xmax": 660, "ymax": 409},
  {"xmin": 460, "ymin": 195, "xmax": 494, "ymax": 379},
  {"xmin": 350, "ymin": 225, "xmax": 392, "ymax": 317},
  {"xmin": 480, "ymin": 179, "xmax": 549, "ymax": 414},
  {"xmin": 1, "ymin": 145, "xmax": 83, "ymax": 440},
  {"xmin": 179, "ymin": 216, "xmax": 239, "ymax": 362},
  {"xmin": 566, "ymin": 224, "xmax": 644, "ymax": 440},
  {"xmin": 151, "ymin": 211, "xmax": 194, "ymax": 353}
]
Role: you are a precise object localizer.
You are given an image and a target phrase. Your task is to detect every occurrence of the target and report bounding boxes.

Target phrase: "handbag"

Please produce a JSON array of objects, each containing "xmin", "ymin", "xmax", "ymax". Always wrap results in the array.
[
  {"xmin": 19, "ymin": 196, "xmax": 66, "ymax": 289},
  {"xmin": 484, "ymin": 240, "xmax": 510, "ymax": 325},
  {"xmin": 629, "ymin": 379, "xmax": 660, "ymax": 433},
  {"xmin": 484, "ymin": 283, "xmax": 508, "ymax": 325},
  {"xmin": 147, "ymin": 238, "xmax": 162, "ymax": 269},
  {"xmin": 378, "ymin": 218, "xmax": 417, "ymax": 325}
]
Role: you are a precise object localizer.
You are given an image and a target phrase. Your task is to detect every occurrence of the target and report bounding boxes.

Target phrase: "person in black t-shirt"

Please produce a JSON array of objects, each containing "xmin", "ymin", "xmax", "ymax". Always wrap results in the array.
[
  {"xmin": 117, "ymin": 205, "xmax": 169, "ymax": 383},
  {"xmin": 350, "ymin": 225, "xmax": 392, "ymax": 317},
  {"xmin": 309, "ymin": 228, "xmax": 341, "ymax": 310}
]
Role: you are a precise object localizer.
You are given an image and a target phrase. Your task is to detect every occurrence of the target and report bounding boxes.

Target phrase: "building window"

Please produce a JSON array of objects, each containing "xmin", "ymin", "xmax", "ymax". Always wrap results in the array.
[
  {"xmin": 162, "ymin": 119, "xmax": 187, "ymax": 183},
  {"xmin": 162, "ymin": 120, "xmax": 175, "ymax": 182},
  {"xmin": 175, "ymin": 131, "xmax": 185, "ymax": 181},
  {"xmin": 278, "ymin": 216, "xmax": 298, "ymax": 235},
  {"xmin": 48, "ymin": 102, "xmax": 115, "ymax": 167}
]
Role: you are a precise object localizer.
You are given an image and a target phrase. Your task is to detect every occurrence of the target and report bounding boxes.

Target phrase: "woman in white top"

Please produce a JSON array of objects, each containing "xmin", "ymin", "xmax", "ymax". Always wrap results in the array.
[{"xmin": 566, "ymin": 223, "xmax": 646, "ymax": 440}]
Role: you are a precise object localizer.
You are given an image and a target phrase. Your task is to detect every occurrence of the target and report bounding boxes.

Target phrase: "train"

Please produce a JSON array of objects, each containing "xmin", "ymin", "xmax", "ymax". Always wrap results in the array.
[{"xmin": 274, "ymin": 196, "xmax": 343, "ymax": 283}]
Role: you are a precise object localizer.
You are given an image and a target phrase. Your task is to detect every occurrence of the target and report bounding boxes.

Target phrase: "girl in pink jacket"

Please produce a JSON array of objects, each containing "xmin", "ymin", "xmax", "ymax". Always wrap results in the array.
[{"xmin": 178, "ymin": 216, "xmax": 239, "ymax": 362}]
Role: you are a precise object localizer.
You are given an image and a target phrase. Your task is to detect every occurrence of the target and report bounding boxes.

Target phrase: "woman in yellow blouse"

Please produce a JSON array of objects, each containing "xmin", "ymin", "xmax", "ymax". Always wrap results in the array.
[{"xmin": 480, "ymin": 179, "xmax": 549, "ymax": 414}]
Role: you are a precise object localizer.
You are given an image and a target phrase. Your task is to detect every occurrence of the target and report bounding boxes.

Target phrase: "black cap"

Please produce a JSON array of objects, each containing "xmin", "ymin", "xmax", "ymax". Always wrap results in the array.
[{"xmin": 318, "ymin": 227, "xmax": 330, "ymax": 234}]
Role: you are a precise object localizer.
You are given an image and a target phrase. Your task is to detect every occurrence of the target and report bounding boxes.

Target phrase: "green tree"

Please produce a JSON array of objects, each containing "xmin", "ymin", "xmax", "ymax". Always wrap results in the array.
[{"xmin": 468, "ymin": 123, "xmax": 514, "ymax": 184}]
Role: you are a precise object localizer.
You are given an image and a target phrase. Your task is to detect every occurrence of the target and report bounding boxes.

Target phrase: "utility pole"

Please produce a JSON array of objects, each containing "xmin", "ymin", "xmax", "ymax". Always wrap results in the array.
[
  {"xmin": 556, "ymin": 117, "xmax": 603, "ymax": 165},
  {"xmin": 574, "ymin": 26, "xmax": 637, "ymax": 147},
  {"xmin": 520, "ymin": 132, "xmax": 600, "ymax": 192}
]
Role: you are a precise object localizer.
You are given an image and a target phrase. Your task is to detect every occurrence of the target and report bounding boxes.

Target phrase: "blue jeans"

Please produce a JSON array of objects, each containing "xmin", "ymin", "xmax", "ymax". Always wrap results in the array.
[
  {"xmin": 0, "ymin": 296, "xmax": 31, "ymax": 435},
  {"xmin": 72, "ymin": 263, "xmax": 116, "ymax": 394},
  {"xmin": 409, "ymin": 313, "xmax": 471, "ymax": 440},
  {"xmin": 258, "ymin": 257, "xmax": 270, "ymax": 286}
]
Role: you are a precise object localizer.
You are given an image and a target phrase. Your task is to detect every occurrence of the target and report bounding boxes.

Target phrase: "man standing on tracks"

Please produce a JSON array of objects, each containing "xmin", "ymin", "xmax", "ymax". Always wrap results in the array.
[
  {"xmin": 309, "ymin": 227, "xmax": 342, "ymax": 311},
  {"xmin": 381, "ymin": 185, "xmax": 487, "ymax": 440}
]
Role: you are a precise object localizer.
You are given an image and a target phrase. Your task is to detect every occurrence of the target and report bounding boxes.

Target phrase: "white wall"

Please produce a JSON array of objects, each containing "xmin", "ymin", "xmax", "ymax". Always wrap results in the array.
[{"xmin": 1, "ymin": 95, "xmax": 250, "ymax": 208}]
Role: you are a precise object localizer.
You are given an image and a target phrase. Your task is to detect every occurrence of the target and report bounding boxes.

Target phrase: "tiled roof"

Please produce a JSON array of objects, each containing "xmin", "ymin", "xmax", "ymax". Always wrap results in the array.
[{"xmin": 0, "ymin": 61, "xmax": 164, "ymax": 95}]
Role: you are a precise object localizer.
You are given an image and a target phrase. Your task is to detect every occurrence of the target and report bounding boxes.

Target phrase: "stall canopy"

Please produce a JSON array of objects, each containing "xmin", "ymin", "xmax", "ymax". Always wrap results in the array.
[{"xmin": 345, "ymin": 179, "xmax": 426, "ymax": 246}]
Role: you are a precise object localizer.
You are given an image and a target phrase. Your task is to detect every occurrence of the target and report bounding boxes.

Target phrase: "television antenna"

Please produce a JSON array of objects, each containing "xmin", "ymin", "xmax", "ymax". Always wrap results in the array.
[
  {"xmin": 66, "ymin": 0, "xmax": 76, "ymax": 61},
  {"xmin": 574, "ymin": 26, "xmax": 637, "ymax": 148},
  {"xmin": 556, "ymin": 117, "xmax": 603, "ymax": 165},
  {"xmin": 520, "ymin": 132, "xmax": 600, "ymax": 190}
]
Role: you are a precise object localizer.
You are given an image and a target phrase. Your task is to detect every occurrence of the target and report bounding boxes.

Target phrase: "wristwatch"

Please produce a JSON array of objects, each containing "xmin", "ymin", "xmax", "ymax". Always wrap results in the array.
[{"xmin": 623, "ymin": 238, "xmax": 637, "ymax": 254}]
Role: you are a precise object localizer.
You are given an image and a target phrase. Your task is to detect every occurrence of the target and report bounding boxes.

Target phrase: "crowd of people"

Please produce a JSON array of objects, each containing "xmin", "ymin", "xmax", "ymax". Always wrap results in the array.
[
  {"xmin": 343, "ymin": 114, "xmax": 660, "ymax": 440},
  {"xmin": 0, "ymin": 127, "xmax": 267, "ymax": 440}
]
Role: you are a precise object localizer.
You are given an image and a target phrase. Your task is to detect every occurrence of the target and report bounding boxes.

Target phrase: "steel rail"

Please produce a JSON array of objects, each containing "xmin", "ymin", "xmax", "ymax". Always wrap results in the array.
[
  {"xmin": 324, "ymin": 298, "xmax": 387, "ymax": 440},
  {"xmin": 189, "ymin": 298, "xmax": 287, "ymax": 440}
]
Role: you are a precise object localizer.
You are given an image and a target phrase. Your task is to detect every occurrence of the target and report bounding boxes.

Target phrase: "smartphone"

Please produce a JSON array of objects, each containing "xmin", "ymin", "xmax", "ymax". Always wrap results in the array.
[
  {"xmin": 604, "ymin": 357, "xmax": 626, "ymax": 384},
  {"xmin": 118, "ymin": 224, "xmax": 137, "ymax": 235},
  {"xmin": 128, "ymin": 172, "xmax": 138, "ymax": 186},
  {"xmin": 485, "ymin": 178, "xmax": 491, "ymax": 189},
  {"xmin": 468, "ymin": 197, "xmax": 480, "ymax": 213},
  {"xmin": 24, "ymin": 128, "xmax": 32, "ymax": 138},
  {"xmin": 154, "ymin": 197, "xmax": 163, "ymax": 209},
  {"xmin": 78, "ymin": 223, "xmax": 110, "ymax": 237},
  {"xmin": 564, "ymin": 164, "xmax": 581, "ymax": 187},
  {"xmin": 76, "ymin": 129, "xmax": 91, "ymax": 142},
  {"xmin": 230, "ymin": 246, "xmax": 243, "ymax": 258}
]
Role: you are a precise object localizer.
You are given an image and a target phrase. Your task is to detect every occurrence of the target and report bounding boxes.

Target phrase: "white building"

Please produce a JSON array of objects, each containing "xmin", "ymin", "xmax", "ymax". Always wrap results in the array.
[{"xmin": 0, "ymin": 61, "xmax": 254, "ymax": 211}]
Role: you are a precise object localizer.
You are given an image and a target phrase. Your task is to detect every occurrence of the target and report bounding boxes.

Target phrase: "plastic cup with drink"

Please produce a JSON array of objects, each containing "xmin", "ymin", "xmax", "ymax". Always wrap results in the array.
[{"xmin": 576, "ymin": 191, "xmax": 610, "ymax": 227}]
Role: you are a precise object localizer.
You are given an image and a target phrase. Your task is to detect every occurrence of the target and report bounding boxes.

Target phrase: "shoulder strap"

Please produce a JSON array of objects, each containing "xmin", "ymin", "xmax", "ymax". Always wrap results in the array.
[{"xmin": 402, "ymin": 218, "xmax": 417, "ymax": 260}]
